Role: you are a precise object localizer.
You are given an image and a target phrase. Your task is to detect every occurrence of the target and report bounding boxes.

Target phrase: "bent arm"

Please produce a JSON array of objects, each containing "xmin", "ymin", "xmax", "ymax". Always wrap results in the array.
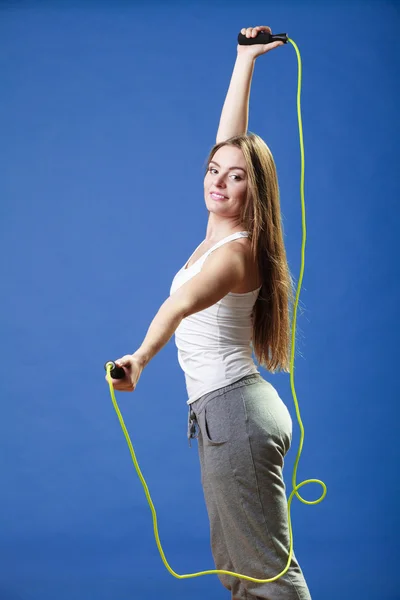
[
  {"xmin": 216, "ymin": 54, "xmax": 255, "ymax": 144},
  {"xmin": 132, "ymin": 246, "xmax": 246, "ymax": 368}
]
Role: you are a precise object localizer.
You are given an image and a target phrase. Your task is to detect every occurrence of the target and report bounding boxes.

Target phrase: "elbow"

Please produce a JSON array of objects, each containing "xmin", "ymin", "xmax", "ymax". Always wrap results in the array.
[{"xmin": 163, "ymin": 295, "xmax": 187, "ymax": 323}]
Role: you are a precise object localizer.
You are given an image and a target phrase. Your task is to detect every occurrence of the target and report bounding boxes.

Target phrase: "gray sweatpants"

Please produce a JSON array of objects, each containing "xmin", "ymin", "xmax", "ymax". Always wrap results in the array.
[{"xmin": 187, "ymin": 373, "xmax": 312, "ymax": 600}]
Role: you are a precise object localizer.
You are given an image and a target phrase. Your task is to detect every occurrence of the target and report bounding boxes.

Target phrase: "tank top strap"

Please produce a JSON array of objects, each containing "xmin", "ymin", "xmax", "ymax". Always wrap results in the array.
[{"xmin": 202, "ymin": 231, "xmax": 249, "ymax": 261}]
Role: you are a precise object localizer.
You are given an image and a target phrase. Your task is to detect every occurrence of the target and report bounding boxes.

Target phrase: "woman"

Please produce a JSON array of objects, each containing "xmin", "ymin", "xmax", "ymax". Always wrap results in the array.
[{"xmin": 108, "ymin": 25, "xmax": 311, "ymax": 600}]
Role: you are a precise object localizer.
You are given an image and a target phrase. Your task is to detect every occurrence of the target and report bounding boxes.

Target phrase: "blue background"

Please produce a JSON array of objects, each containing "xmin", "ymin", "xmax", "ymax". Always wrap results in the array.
[{"xmin": 1, "ymin": 1, "xmax": 399, "ymax": 598}]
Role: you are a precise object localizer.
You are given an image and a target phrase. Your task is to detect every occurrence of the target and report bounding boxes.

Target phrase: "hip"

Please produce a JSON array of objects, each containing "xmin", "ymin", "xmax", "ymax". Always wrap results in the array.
[{"xmin": 188, "ymin": 373, "xmax": 293, "ymax": 450}]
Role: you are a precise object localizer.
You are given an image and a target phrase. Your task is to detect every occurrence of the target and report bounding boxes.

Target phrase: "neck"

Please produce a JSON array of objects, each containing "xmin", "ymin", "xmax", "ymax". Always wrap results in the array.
[{"xmin": 205, "ymin": 212, "xmax": 246, "ymax": 243}]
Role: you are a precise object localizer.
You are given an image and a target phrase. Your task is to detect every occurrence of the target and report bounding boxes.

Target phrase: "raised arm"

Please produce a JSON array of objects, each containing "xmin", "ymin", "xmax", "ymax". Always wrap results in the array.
[
  {"xmin": 216, "ymin": 54, "xmax": 255, "ymax": 143},
  {"xmin": 216, "ymin": 25, "xmax": 285, "ymax": 144}
]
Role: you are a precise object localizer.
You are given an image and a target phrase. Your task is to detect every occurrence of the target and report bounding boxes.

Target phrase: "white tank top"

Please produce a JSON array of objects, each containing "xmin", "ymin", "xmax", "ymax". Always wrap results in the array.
[{"xmin": 169, "ymin": 231, "xmax": 261, "ymax": 405}]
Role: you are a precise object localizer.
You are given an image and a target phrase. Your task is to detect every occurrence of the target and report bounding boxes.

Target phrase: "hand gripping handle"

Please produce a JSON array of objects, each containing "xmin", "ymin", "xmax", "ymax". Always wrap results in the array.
[
  {"xmin": 237, "ymin": 31, "xmax": 288, "ymax": 45},
  {"xmin": 104, "ymin": 361, "xmax": 125, "ymax": 380}
]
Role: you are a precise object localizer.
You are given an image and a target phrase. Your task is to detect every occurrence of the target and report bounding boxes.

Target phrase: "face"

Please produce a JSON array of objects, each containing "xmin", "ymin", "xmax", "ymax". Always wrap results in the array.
[{"xmin": 204, "ymin": 145, "xmax": 248, "ymax": 218}]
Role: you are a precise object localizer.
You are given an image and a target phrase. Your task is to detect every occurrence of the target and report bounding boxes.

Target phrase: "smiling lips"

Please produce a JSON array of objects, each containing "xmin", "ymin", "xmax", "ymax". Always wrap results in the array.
[{"xmin": 210, "ymin": 192, "xmax": 227, "ymax": 200}]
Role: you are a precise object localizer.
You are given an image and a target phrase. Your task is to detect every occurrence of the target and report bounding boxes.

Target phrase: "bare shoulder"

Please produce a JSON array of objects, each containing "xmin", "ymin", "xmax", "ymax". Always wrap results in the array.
[
  {"xmin": 229, "ymin": 237, "xmax": 254, "ymax": 263},
  {"xmin": 231, "ymin": 237, "xmax": 252, "ymax": 254},
  {"xmin": 229, "ymin": 238, "xmax": 262, "ymax": 293},
  {"xmin": 212, "ymin": 238, "xmax": 251, "ymax": 265}
]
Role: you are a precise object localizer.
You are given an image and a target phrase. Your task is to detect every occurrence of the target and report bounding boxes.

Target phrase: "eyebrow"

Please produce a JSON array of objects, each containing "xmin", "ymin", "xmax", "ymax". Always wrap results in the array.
[{"xmin": 209, "ymin": 160, "xmax": 247, "ymax": 173}]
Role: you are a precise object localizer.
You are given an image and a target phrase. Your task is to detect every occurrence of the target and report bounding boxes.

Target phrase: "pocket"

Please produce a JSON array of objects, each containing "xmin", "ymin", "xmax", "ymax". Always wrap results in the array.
[{"xmin": 199, "ymin": 397, "xmax": 229, "ymax": 446}]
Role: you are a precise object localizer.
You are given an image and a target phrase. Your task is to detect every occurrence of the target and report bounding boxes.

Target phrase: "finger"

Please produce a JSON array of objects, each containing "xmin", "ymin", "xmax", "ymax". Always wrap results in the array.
[
  {"xmin": 267, "ymin": 41, "xmax": 284, "ymax": 50},
  {"xmin": 251, "ymin": 26, "xmax": 271, "ymax": 39},
  {"xmin": 256, "ymin": 25, "xmax": 272, "ymax": 34},
  {"xmin": 115, "ymin": 356, "xmax": 131, "ymax": 368},
  {"xmin": 105, "ymin": 374, "xmax": 123, "ymax": 384},
  {"xmin": 242, "ymin": 26, "xmax": 272, "ymax": 39},
  {"xmin": 113, "ymin": 383, "xmax": 135, "ymax": 392},
  {"xmin": 106, "ymin": 372, "xmax": 134, "ymax": 387},
  {"xmin": 124, "ymin": 354, "xmax": 134, "ymax": 363},
  {"xmin": 105, "ymin": 377, "xmax": 134, "ymax": 392},
  {"xmin": 260, "ymin": 40, "xmax": 283, "ymax": 52}
]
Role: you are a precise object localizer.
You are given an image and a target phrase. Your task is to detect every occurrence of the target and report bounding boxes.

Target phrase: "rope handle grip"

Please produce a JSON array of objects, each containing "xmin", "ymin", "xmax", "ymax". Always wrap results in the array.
[
  {"xmin": 237, "ymin": 32, "xmax": 288, "ymax": 45},
  {"xmin": 104, "ymin": 361, "xmax": 125, "ymax": 380}
]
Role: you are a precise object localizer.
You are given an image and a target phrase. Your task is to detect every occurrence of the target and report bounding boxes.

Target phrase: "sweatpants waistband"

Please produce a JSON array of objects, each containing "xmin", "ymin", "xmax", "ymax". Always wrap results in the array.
[{"xmin": 191, "ymin": 373, "xmax": 264, "ymax": 415}]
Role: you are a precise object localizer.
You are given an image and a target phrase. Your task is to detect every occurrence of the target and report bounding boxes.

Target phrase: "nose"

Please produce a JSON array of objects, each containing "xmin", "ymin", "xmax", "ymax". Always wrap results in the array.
[{"xmin": 214, "ymin": 172, "xmax": 227, "ymax": 187}]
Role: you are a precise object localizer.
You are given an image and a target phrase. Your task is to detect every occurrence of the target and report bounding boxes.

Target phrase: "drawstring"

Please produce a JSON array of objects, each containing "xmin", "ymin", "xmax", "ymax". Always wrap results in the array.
[{"xmin": 187, "ymin": 407, "xmax": 199, "ymax": 447}]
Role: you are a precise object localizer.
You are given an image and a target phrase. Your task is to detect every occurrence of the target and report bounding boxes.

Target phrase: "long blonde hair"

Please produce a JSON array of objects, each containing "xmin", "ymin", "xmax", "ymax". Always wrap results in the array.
[{"xmin": 205, "ymin": 133, "xmax": 295, "ymax": 373}]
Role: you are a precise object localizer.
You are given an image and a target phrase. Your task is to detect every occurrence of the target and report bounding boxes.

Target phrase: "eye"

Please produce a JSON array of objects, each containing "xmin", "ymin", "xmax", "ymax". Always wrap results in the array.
[{"xmin": 208, "ymin": 167, "xmax": 242, "ymax": 181}]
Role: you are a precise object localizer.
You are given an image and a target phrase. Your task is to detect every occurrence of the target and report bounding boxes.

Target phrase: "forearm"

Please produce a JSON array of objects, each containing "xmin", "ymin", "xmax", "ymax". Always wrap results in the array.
[
  {"xmin": 216, "ymin": 54, "xmax": 255, "ymax": 143},
  {"xmin": 131, "ymin": 297, "xmax": 183, "ymax": 368}
]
